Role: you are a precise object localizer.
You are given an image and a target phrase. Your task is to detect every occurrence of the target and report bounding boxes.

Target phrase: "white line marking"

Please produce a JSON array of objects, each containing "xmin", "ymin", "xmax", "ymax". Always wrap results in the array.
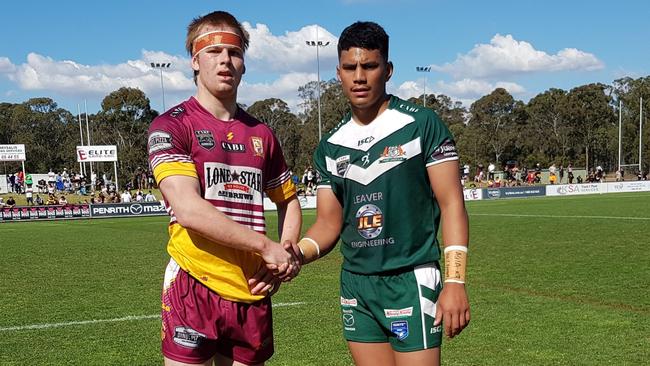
[
  {"xmin": 0, "ymin": 302, "xmax": 306, "ymax": 332},
  {"xmin": 470, "ymin": 213, "xmax": 650, "ymax": 220}
]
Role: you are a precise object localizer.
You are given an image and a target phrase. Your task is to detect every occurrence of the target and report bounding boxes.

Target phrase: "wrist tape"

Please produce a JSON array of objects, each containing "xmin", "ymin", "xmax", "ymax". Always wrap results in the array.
[
  {"xmin": 297, "ymin": 237, "xmax": 320, "ymax": 264},
  {"xmin": 444, "ymin": 245, "xmax": 467, "ymax": 284}
]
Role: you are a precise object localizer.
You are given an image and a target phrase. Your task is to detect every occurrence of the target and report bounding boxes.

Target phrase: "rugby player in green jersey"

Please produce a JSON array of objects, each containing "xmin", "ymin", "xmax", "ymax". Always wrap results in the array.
[{"xmin": 251, "ymin": 21, "xmax": 470, "ymax": 366}]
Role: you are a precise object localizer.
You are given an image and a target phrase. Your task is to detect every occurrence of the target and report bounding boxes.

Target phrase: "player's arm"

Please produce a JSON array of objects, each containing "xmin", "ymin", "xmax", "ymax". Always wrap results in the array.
[
  {"xmin": 276, "ymin": 194, "xmax": 303, "ymax": 280},
  {"xmin": 296, "ymin": 187, "xmax": 342, "ymax": 264},
  {"xmin": 248, "ymin": 188, "xmax": 342, "ymax": 295},
  {"xmin": 428, "ymin": 160, "xmax": 471, "ymax": 338},
  {"xmin": 159, "ymin": 174, "xmax": 296, "ymax": 275}
]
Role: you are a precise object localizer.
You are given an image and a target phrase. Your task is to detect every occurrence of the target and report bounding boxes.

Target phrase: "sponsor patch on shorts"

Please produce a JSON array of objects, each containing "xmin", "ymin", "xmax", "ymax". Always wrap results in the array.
[
  {"xmin": 391, "ymin": 321, "xmax": 409, "ymax": 341},
  {"xmin": 340, "ymin": 297, "xmax": 358, "ymax": 307},
  {"xmin": 384, "ymin": 307, "xmax": 413, "ymax": 318},
  {"xmin": 173, "ymin": 326, "xmax": 206, "ymax": 348}
]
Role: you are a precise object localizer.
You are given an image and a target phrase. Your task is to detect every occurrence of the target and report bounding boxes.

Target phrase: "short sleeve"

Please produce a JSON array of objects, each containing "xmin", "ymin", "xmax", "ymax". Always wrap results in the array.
[
  {"xmin": 263, "ymin": 131, "xmax": 296, "ymax": 203},
  {"xmin": 313, "ymin": 139, "xmax": 331, "ymax": 188},
  {"xmin": 147, "ymin": 115, "xmax": 198, "ymax": 184},
  {"xmin": 422, "ymin": 111, "xmax": 459, "ymax": 167}
]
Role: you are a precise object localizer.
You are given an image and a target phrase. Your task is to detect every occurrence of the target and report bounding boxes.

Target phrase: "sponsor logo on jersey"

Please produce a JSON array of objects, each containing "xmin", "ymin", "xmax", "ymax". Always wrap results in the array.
[
  {"xmin": 384, "ymin": 307, "xmax": 413, "ymax": 318},
  {"xmin": 340, "ymin": 297, "xmax": 358, "ymax": 307},
  {"xmin": 356, "ymin": 204, "xmax": 383, "ymax": 239},
  {"xmin": 430, "ymin": 139, "xmax": 458, "ymax": 161},
  {"xmin": 357, "ymin": 136, "xmax": 375, "ymax": 146},
  {"xmin": 195, "ymin": 130, "xmax": 215, "ymax": 150},
  {"xmin": 173, "ymin": 326, "xmax": 206, "ymax": 348},
  {"xmin": 148, "ymin": 131, "xmax": 173, "ymax": 154},
  {"xmin": 204, "ymin": 163, "xmax": 263, "ymax": 203},
  {"xmin": 430, "ymin": 325, "xmax": 442, "ymax": 334},
  {"xmin": 169, "ymin": 106, "xmax": 185, "ymax": 118},
  {"xmin": 227, "ymin": 131, "xmax": 234, "ymax": 140},
  {"xmin": 353, "ymin": 192, "xmax": 383, "ymax": 204},
  {"xmin": 251, "ymin": 137, "xmax": 264, "ymax": 157},
  {"xmin": 336, "ymin": 155, "xmax": 350, "ymax": 176},
  {"xmin": 398, "ymin": 103, "xmax": 419, "ymax": 113},
  {"xmin": 221, "ymin": 141, "xmax": 246, "ymax": 153},
  {"xmin": 379, "ymin": 145, "xmax": 406, "ymax": 163},
  {"xmin": 361, "ymin": 153, "xmax": 370, "ymax": 166},
  {"xmin": 391, "ymin": 321, "xmax": 409, "ymax": 341}
]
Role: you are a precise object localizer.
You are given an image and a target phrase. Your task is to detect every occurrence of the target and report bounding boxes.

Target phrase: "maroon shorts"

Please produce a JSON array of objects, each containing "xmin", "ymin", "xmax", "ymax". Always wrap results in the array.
[{"xmin": 161, "ymin": 259, "xmax": 274, "ymax": 364}]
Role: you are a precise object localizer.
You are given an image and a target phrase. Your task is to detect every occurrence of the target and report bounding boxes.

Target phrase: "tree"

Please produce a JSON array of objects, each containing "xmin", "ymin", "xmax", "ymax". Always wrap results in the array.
[
  {"xmin": 525, "ymin": 88, "xmax": 573, "ymax": 165},
  {"xmin": 246, "ymin": 98, "xmax": 302, "ymax": 170},
  {"xmin": 94, "ymin": 87, "xmax": 157, "ymax": 187},
  {"xmin": 468, "ymin": 88, "xmax": 525, "ymax": 165},
  {"xmin": 563, "ymin": 83, "xmax": 616, "ymax": 172}
]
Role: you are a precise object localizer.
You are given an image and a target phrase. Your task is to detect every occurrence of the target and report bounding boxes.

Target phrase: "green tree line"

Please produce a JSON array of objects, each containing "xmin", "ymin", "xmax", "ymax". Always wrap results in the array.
[{"xmin": 1, "ymin": 76, "xmax": 648, "ymax": 187}]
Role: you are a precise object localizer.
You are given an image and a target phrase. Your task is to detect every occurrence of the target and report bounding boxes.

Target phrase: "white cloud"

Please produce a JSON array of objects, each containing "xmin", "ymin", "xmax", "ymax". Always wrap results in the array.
[
  {"xmin": 432, "ymin": 34, "xmax": 604, "ymax": 78},
  {"xmin": 6, "ymin": 52, "xmax": 194, "ymax": 98},
  {"xmin": 0, "ymin": 57, "xmax": 16, "ymax": 73},
  {"xmin": 240, "ymin": 72, "xmax": 314, "ymax": 110},
  {"xmin": 244, "ymin": 23, "xmax": 337, "ymax": 73},
  {"xmin": 393, "ymin": 78, "xmax": 526, "ymax": 107},
  {"xmin": 0, "ymin": 23, "xmax": 338, "ymax": 112}
]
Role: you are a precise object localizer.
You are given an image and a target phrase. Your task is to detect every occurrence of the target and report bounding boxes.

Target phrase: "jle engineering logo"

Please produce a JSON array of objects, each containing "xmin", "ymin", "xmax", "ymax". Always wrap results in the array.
[{"xmin": 356, "ymin": 204, "xmax": 383, "ymax": 239}]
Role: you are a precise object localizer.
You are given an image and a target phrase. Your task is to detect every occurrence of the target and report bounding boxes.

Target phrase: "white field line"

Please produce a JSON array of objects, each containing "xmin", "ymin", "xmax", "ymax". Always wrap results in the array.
[
  {"xmin": 470, "ymin": 213, "xmax": 650, "ymax": 220},
  {"xmin": 0, "ymin": 302, "xmax": 306, "ymax": 332}
]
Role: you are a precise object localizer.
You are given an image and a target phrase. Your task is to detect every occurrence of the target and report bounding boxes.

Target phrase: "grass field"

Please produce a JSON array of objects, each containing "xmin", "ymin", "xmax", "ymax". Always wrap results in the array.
[{"xmin": 1, "ymin": 193, "xmax": 649, "ymax": 365}]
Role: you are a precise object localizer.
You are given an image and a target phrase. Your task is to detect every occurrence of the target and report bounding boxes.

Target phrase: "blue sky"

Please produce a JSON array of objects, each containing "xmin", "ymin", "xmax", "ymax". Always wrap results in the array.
[{"xmin": 1, "ymin": 0, "xmax": 648, "ymax": 115}]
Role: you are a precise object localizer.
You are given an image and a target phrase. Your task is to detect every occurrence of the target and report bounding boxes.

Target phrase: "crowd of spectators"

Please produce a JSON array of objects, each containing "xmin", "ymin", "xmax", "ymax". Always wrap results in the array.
[{"xmin": 2, "ymin": 167, "xmax": 158, "ymax": 208}]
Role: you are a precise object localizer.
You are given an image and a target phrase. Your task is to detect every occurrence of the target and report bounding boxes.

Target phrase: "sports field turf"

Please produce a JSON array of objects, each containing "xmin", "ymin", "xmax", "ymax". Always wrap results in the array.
[{"xmin": 0, "ymin": 192, "xmax": 648, "ymax": 365}]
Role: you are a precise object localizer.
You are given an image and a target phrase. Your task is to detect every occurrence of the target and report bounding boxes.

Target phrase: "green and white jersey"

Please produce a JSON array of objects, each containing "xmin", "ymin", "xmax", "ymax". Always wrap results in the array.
[{"xmin": 314, "ymin": 95, "xmax": 458, "ymax": 275}]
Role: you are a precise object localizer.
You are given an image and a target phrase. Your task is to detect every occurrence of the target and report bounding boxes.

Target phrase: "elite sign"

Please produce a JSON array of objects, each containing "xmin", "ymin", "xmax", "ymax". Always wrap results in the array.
[{"xmin": 76, "ymin": 145, "xmax": 118, "ymax": 162}]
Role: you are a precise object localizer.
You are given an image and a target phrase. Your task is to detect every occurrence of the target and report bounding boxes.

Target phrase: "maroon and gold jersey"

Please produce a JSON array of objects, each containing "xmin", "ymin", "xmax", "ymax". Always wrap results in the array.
[{"xmin": 148, "ymin": 97, "xmax": 296, "ymax": 303}]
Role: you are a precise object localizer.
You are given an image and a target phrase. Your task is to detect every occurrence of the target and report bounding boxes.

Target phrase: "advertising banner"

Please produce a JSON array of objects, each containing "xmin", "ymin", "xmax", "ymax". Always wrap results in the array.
[
  {"xmin": 606, "ymin": 181, "xmax": 650, "ymax": 193},
  {"xmin": 0, "ymin": 144, "xmax": 26, "ymax": 161},
  {"xmin": 89, "ymin": 202, "xmax": 167, "ymax": 218},
  {"xmin": 76, "ymin": 145, "xmax": 118, "ymax": 162},
  {"xmin": 0, "ymin": 204, "xmax": 90, "ymax": 222},
  {"xmin": 463, "ymin": 188, "xmax": 483, "ymax": 201},
  {"xmin": 483, "ymin": 186, "xmax": 546, "ymax": 199},
  {"xmin": 546, "ymin": 183, "xmax": 607, "ymax": 196}
]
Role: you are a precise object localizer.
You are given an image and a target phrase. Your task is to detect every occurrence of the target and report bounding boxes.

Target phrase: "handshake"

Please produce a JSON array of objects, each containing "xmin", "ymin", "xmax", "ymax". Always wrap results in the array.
[{"xmin": 248, "ymin": 240, "xmax": 304, "ymax": 296}]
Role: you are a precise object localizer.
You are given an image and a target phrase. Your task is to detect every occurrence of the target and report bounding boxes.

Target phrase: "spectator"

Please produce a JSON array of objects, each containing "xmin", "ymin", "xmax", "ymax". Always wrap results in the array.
[
  {"xmin": 6, "ymin": 196, "xmax": 16, "ymax": 208},
  {"xmin": 46, "ymin": 194, "xmax": 58, "ymax": 205},
  {"xmin": 576, "ymin": 175, "xmax": 583, "ymax": 184},
  {"xmin": 120, "ymin": 190, "xmax": 132, "ymax": 203},
  {"xmin": 0, "ymin": 196, "xmax": 4, "ymax": 207},
  {"xmin": 145, "ymin": 190, "xmax": 156, "ymax": 202},
  {"xmin": 35, "ymin": 195, "xmax": 44, "ymax": 205},
  {"xmin": 9, "ymin": 174, "xmax": 16, "ymax": 193},
  {"xmin": 47, "ymin": 169, "xmax": 55, "ymax": 185},
  {"xmin": 25, "ymin": 184, "xmax": 34, "ymax": 206},
  {"xmin": 462, "ymin": 163, "xmax": 470, "ymax": 181},
  {"xmin": 59, "ymin": 196, "xmax": 68, "ymax": 205},
  {"xmin": 488, "ymin": 162, "xmax": 495, "ymax": 180},
  {"xmin": 135, "ymin": 190, "xmax": 144, "ymax": 202},
  {"xmin": 559, "ymin": 165, "xmax": 565, "ymax": 183}
]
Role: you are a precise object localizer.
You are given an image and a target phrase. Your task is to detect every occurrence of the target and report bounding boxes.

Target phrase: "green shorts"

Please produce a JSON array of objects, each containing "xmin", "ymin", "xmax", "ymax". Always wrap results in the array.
[{"xmin": 340, "ymin": 262, "xmax": 443, "ymax": 352}]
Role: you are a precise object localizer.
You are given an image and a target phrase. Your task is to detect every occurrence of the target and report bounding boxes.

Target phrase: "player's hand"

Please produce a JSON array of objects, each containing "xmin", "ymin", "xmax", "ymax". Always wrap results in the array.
[
  {"xmin": 248, "ymin": 265, "xmax": 282, "ymax": 296},
  {"xmin": 260, "ymin": 240, "xmax": 296, "ymax": 280},
  {"xmin": 434, "ymin": 283, "xmax": 470, "ymax": 338},
  {"xmin": 282, "ymin": 240, "xmax": 302, "ymax": 282}
]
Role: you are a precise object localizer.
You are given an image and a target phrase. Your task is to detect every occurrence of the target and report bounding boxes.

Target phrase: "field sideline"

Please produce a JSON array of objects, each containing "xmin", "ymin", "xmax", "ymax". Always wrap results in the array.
[{"xmin": 1, "ymin": 193, "xmax": 649, "ymax": 365}]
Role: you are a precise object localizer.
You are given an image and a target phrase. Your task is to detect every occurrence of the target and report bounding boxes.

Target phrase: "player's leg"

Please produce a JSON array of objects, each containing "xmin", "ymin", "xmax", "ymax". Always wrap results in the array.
[
  {"xmin": 161, "ymin": 259, "xmax": 221, "ymax": 365},
  {"xmin": 164, "ymin": 356, "xmax": 214, "ymax": 366},
  {"xmin": 347, "ymin": 341, "xmax": 395, "ymax": 366},
  {"xmin": 214, "ymin": 352, "xmax": 264, "ymax": 366},
  {"xmin": 393, "ymin": 347, "xmax": 440, "ymax": 366}
]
